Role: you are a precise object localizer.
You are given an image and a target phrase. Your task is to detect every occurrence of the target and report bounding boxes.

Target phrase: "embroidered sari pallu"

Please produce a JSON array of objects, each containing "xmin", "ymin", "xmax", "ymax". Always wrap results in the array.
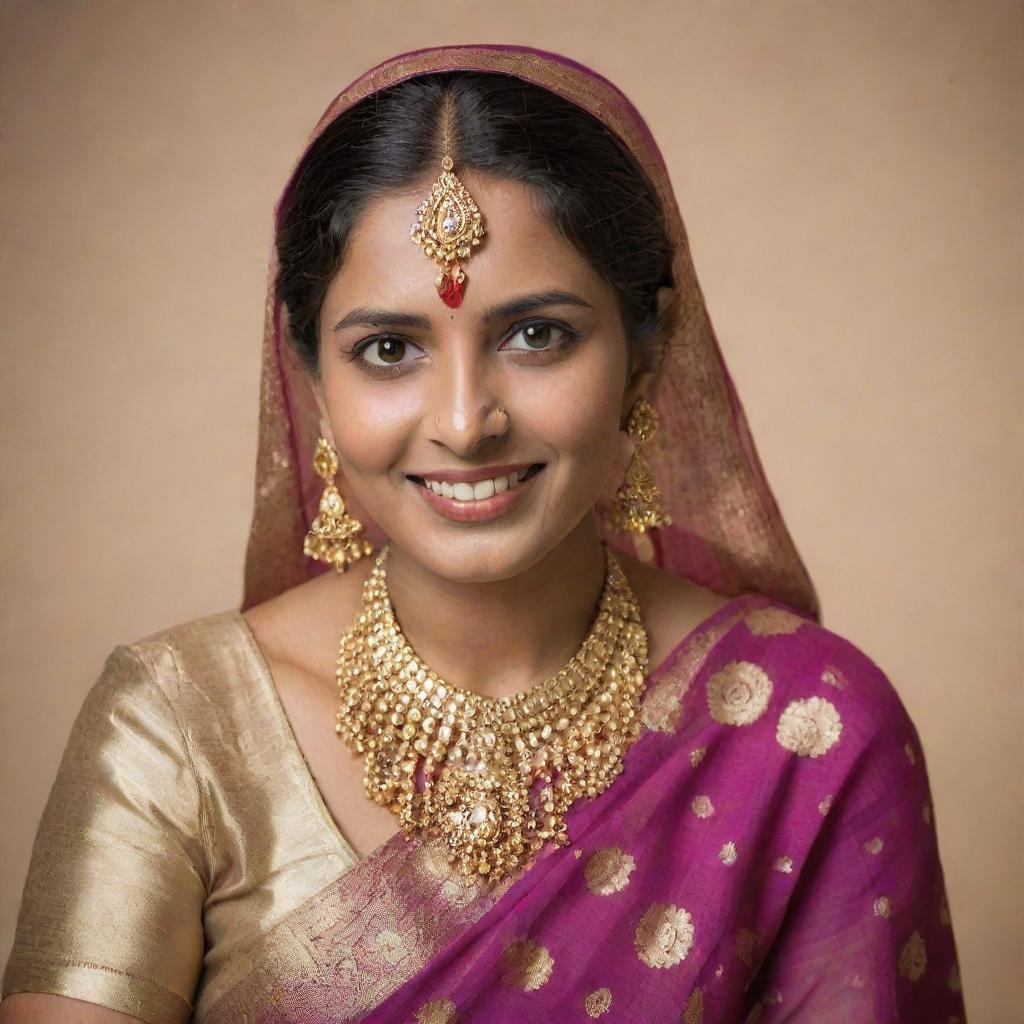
[{"xmin": 203, "ymin": 597, "xmax": 963, "ymax": 1023}]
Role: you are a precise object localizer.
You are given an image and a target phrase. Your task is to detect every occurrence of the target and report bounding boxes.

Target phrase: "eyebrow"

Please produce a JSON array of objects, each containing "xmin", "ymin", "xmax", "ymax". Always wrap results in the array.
[{"xmin": 332, "ymin": 290, "xmax": 595, "ymax": 332}]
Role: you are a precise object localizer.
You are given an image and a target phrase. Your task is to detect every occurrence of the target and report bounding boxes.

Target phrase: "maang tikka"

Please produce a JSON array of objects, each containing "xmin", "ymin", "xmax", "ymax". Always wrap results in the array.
[
  {"xmin": 607, "ymin": 396, "xmax": 672, "ymax": 534},
  {"xmin": 409, "ymin": 95, "xmax": 486, "ymax": 307},
  {"xmin": 303, "ymin": 437, "xmax": 374, "ymax": 572}
]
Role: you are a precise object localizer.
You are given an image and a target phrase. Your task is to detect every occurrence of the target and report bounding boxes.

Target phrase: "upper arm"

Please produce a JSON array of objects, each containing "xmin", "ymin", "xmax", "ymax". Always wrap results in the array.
[
  {"xmin": 743, "ymin": 641, "xmax": 966, "ymax": 1022},
  {"xmin": 0, "ymin": 992, "xmax": 149, "ymax": 1023},
  {"xmin": 1, "ymin": 645, "xmax": 207, "ymax": 1024}
]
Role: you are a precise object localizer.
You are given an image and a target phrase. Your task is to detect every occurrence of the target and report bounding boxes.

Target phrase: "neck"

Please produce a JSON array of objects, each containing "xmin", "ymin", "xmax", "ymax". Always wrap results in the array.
[{"xmin": 382, "ymin": 515, "xmax": 609, "ymax": 700}]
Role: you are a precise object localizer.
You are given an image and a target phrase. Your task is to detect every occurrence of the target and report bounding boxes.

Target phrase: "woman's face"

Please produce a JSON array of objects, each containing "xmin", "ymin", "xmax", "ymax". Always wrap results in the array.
[{"xmin": 314, "ymin": 170, "xmax": 640, "ymax": 583}]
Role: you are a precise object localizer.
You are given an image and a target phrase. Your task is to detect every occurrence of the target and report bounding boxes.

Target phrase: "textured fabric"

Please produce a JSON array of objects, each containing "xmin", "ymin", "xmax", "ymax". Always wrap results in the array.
[
  {"xmin": 2, "ymin": 602, "xmax": 966, "ymax": 1022},
  {"xmin": 217, "ymin": 599, "xmax": 966, "ymax": 1023},
  {"xmin": 240, "ymin": 42, "xmax": 820, "ymax": 619},
  {"xmin": 2, "ymin": 612, "xmax": 359, "ymax": 1022}
]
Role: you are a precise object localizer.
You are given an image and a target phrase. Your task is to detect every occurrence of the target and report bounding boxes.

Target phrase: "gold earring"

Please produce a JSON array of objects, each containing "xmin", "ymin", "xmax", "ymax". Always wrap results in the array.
[
  {"xmin": 607, "ymin": 397, "xmax": 672, "ymax": 534},
  {"xmin": 303, "ymin": 437, "xmax": 374, "ymax": 572}
]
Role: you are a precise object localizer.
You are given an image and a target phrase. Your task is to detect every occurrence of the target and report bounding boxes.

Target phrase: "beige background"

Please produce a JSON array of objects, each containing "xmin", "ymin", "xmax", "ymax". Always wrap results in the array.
[{"xmin": 1, "ymin": 2, "xmax": 1020, "ymax": 1020}]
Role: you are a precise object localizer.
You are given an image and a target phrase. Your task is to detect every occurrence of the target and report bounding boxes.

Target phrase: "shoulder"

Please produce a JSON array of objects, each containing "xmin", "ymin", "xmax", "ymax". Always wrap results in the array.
[
  {"xmin": 716, "ymin": 594, "xmax": 923, "ymax": 769},
  {"xmin": 617, "ymin": 552, "xmax": 739, "ymax": 671},
  {"xmin": 237, "ymin": 559, "xmax": 372, "ymax": 680}
]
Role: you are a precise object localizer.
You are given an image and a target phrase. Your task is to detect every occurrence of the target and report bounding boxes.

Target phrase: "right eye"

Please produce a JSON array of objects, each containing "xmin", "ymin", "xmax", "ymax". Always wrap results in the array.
[{"xmin": 352, "ymin": 336, "xmax": 426, "ymax": 373}]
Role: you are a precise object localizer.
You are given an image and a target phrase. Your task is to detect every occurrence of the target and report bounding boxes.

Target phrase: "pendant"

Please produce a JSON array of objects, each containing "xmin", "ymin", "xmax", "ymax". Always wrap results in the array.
[
  {"xmin": 411, "ymin": 155, "xmax": 485, "ymax": 306},
  {"xmin": 437, "ymin": 264, "xmax": 465, "ymax": 308}
]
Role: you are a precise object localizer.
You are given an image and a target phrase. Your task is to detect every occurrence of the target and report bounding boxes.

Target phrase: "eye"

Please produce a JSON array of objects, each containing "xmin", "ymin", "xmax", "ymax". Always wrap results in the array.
[
  {"xmin": 499, "ymin": 320, "xmax": 578, "ymax": 352},
  {"xmin": 353, "ymin": 336, "xmax": 425, "ymax": 369}
]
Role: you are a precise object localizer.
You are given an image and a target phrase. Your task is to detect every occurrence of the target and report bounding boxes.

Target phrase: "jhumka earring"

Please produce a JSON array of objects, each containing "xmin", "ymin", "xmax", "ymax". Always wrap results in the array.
[
  {"xmin": 409, "ymin": 97, "xmax": 486, "ymax": 307},
  {"xmin": 607, "ymin": 397, "xmax": 673, "ymax": 534},
  {"xmin": 303, "ymin": 437, "xmax": 374, "ymax": 572}
]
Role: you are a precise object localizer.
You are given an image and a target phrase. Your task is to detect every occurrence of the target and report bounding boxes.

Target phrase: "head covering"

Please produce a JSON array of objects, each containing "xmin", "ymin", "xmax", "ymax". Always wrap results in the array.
[{"xmin": 241, "ymin": 43, "xmax": 820, "ymax": 621}]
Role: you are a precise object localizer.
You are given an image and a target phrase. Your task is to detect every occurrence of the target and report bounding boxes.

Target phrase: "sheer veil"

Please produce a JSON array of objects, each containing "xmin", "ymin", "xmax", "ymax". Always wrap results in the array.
[{"xmin": 240, "ymin": 43, "xmax": 819, "ymax": 622}]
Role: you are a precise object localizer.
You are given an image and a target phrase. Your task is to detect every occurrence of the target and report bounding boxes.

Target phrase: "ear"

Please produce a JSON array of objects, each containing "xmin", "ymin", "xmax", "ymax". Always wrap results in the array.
[
  {"xmin": 621, "ymin": 285, "xmax": 676, "ymax": 426},
  {"xmin": 306, "ymin": 371, "xmax": 336, "ymax": 446}
]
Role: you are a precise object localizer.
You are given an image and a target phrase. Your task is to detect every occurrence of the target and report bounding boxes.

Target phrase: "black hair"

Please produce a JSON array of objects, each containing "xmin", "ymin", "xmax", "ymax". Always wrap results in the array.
[{"xmin": 275, "ymin": 71, "xmax": 675, "ymax": 380}]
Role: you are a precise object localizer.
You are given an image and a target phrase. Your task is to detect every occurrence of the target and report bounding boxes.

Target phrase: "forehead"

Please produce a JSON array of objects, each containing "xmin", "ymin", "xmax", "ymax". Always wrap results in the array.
[{"xmin": 323, "ymin": 171, "xmax": 609, "ymax": 315}]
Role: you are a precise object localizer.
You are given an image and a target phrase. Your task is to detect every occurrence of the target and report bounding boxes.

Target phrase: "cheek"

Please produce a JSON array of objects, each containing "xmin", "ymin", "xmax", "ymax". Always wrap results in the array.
[
  {"xmin": 518, "ymin": 343, "xmax": 626, "ymax": 472},
  {"xmin": 324, "ymin": 383, "xmax": 418, "ymax": 475}
]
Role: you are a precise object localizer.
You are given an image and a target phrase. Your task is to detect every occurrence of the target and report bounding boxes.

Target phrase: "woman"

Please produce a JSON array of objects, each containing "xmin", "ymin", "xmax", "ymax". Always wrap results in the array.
[{"xmin": 1, "ymin": 43, "xmax": 966, "ymax": 1023}]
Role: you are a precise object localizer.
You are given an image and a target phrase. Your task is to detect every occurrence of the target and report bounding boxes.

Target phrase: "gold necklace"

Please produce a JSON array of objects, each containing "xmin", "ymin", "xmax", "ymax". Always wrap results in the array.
[{"xmin": 334, "ymin": 542, "xmax": 649, "ymax": 881}]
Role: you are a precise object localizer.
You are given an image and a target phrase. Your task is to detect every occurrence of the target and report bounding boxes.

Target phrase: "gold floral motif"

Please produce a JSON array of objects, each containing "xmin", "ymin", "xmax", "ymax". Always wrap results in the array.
[
  {"xmin": 772, "ymin": 855, "xmax": 793, "ymax": 874},
  {"xmin": 863, "ymin": 836, "xmax": 884, "ymax": 855},
  {"xmin": 585, "ymin": 987, "xmax": 612, "ymax": 1017},
  {"xmin": 898, "ymin": 931, "xmax": 927, "ymax": 981},
  {"xmin": 947, "ymin": 963, "xmax": 961, "ymax": 992},
  {"xmin": 744, "ymin": 607, "xmax": 805, "ymax": 637},
  {"xmin": 735, "ymin": 927, "xmax": 763, "ymax": 966},
  {"xmin": 820, "ymin": 665, "xmax": 848, "ymax": 689},
  {"xmin": 501, "ymin": 938, "xmax": 554, "ymax": 991},
  {"xmin": 707, "ymin": 661, "xmax": 773, "ymax": 726},
  {"xmin": 818, "ymin": 794, "xmax": 833, "ymax": 815},
  {"xmin": 874, "ymin": 896, "xmax": 892, "ymax": 918},
  {"xmin": 719, "ymin": 841, "xmax": 738, "ymax": 865},
  {"xmin": 640, "ymin": 683, "xmax": 684, "ymax": 733},
  {"xmin": 904, "ymin": 742, "xmax": 917, "ymax": 765},
  {"xmin": 775, "ymin": 696, "xmax": 842, "ymax": 757},
  {"xmin": 634, "ymin": 903, "xmax": 695, "ymax": 969},
  {"xmin": 415, "ymin": 997, "xmax": 459, "ymax": 1024},
  {"xmin": 441, "ymin": 877, "xmax": 478, "ymax": 909},
  {"xmin": 714, "ymin": 963, "xmax": 724, "ymax": 978},
  {"xmin": 690, "ymin": 794, "xmax": 715, "ymax": 819},
  {"xmin": 374, "ymin": 928, "xmax": 407, "ymax": 966},
  {"xmin": 683, "ymin": 985, "xmax": 705, "ymax": 1023},
  {"xmin": 585, "ymin": 846, "xmax": 636, "ymax": 895},
  {"xmin": 574, "ymin": 848, "xmax": 583, "ymax": 859},
  {"xmin": 690, "ymin": 746, "xmax": 706, "ymax": 766}
]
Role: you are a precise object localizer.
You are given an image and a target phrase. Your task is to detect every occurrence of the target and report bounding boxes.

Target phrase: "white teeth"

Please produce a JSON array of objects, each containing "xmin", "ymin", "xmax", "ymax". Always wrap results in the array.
[{"xmin": 419, "ymin": 466, "xmax": 538, "ymax": 502}]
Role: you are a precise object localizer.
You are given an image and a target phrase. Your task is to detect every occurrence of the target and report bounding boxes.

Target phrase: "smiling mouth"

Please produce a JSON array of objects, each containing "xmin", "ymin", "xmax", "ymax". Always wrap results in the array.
[{"xmin": 408, "ymin": 463, "xmax": 545, "ymax": 502}]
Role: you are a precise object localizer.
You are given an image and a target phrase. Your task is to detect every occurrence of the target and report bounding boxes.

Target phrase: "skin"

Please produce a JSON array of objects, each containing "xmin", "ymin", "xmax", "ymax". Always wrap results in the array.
[{"xmin": 0, "ymin": 170, "xmax": 732, "ymax": 1023}]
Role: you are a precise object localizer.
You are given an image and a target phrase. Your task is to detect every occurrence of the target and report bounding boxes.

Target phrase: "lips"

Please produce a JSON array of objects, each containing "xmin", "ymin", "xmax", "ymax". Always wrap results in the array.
[
  {"xmin": 410, "ymin": 464, "xmax": 546, "ymax": 523},
  {"xmin": 409, "ymin": 464, "xmax": 543, "ymax": 502}
]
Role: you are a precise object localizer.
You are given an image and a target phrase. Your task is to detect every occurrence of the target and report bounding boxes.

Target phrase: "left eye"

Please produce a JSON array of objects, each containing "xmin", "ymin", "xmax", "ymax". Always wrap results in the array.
[{"xmin": 500, "ymin": 322, "xmax": 571, "ymax": 351}]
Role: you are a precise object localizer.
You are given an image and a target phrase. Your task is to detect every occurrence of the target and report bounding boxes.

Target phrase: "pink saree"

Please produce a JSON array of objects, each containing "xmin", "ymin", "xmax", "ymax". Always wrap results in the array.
[{"xmin": 230, "ymin": 44, "xmax": 966, "ymax": 1023}]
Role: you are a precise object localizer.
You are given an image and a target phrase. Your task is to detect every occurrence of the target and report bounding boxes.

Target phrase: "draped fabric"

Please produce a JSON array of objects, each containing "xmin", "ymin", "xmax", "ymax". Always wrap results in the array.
[
  {"xmin": 240, "ymin": 42, "xmax": 820, "ymax": 620},
  {"xmin": 198, "ymin": 597, "xmax": 965, "ymax": 1022}
]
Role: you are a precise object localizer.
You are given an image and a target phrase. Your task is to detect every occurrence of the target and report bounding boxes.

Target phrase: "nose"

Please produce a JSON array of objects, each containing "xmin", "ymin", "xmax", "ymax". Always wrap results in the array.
[{"xmin": 426, "ymin": 354, "xmax": 509, "ymax": 456}]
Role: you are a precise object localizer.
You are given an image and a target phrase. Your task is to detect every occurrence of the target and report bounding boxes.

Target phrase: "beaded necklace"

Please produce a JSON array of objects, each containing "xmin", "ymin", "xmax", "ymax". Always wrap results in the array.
[{"xmin": 334, "ymin": 543, "xmax": 649, "ymax": 880}]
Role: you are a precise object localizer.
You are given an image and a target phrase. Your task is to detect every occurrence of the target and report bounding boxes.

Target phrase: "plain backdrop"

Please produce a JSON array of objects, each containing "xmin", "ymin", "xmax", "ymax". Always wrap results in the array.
[{"xmin": 1, "ymin": 2, "xmax": 1021, "ymax": 1021}]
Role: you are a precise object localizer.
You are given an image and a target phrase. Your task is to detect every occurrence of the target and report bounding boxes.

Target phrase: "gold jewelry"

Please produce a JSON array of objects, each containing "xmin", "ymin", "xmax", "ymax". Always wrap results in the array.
[
  {"xmin": 303, "ymin": 437, "xmax": 374, "ymax": 572},
  {"xmin": 409, "ymin": 99, "xmax": 485, "ymax": 308},
  {"xmin": 607, "ymin": 396, "xmax": 672, "ymax": 534},
  {"xmin": 334, "ymin": 542, "xmax": 649, "ymax": 881}
]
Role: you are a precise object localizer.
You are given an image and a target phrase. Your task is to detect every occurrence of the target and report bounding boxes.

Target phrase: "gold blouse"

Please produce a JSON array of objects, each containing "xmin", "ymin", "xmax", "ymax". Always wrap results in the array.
[{"xmin": 2, "ymin": 610, "xmax": 360, "ymax": 1023}]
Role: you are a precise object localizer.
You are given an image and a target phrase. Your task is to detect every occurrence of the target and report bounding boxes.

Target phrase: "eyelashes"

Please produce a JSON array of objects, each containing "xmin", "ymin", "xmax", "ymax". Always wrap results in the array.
[{"xmin": 348, "ymin": 319, "xmax": 583, "ymax": 379}]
